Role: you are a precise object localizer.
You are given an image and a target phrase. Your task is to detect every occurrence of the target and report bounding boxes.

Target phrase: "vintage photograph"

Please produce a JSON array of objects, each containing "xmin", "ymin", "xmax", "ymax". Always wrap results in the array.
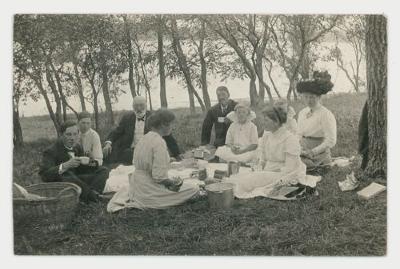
[{"xmin": 12, "ymin": 14, "xmax": 386, "ymax": 255}]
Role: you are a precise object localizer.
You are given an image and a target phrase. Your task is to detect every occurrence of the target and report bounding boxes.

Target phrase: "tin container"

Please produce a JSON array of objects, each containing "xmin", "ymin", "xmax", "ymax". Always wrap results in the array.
[
  {"xmin": 193, "ymin": 149, "xmax": 205, "ymax": 159},
  {"xmin": 205, "ymin": 183, "xmax": 235, "ymax": 210},
  {"xmin": 214, "ymin": 169, "xmax": 228, "ymax": 179},
  {"xmin": 227, "ymin": 161, "xmax": 240, "ymax": 176},
  {"xmin": 198, "ymin": 168, "xmax": 208, "ymax": 181}
]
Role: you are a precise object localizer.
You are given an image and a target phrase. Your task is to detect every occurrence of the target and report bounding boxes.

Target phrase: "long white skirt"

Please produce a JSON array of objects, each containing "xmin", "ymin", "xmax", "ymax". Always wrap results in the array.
[
  {"xmin": 224, "ymin": 170, "xmax": 321, "ymax": 200},
  {"xmin": 215, "ymin": 146, "xmax": 257, "ymax": 163},
  {"xmin": 107, "ymin": 170, "xmax": 199, "ymax": 212},
  {"xmin": 224, "ymin": 171, "xmax": 289, "ymax": 199}
]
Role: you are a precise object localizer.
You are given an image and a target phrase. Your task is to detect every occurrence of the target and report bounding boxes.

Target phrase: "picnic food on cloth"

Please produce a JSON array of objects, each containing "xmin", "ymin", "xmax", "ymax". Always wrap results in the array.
[
  {"xmin": 104, "ymin": 161, "xmax": 205, "ymax": 194},
  {"xmin": 107, "ymin": 131, "xmax": 199, "ymax": 212},
  {"xmin": 13, "ymin": 182, "xmax": 81, "ymax": 232}
]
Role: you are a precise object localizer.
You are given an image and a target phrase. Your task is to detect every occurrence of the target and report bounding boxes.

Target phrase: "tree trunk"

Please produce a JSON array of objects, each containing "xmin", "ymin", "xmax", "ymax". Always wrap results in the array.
[
  {"xmin": 101, "ymin": 69, "xmax": 114, "ymax": 127},
  {"xmin": 47, "ymin": 60, "xmax": 68, "ymax": 121},
  {"xmin": 100, "ymin": 44, "xmax": 114, "ymax": 127},
  {"xmin": 249, "ymin": 77, "xmax": 258, "ymax": 107},
  {"xmin": 13, "ymin": 107, "xmax": 23, "ymax": 148},
  {"xmin": 35, "ymin": 76, "xmax": 62, "ymax": 135},
  {"xmin": 265, "ymin": 60, "xmax": 281, "ymax": 98},
  {"xmin": 123, "ymin": 15, "xmax": 137, "ymax": 99},
  {"xmin": 145, "ymin": 86, "xmax": 153, "ymax": 111},
  {"xmin": 199, "ymin": 21, "xmax": 211, "ymax": 109},
  {"xmin": 134, "ymin": 61, "xmax": 141, "ymax": 96},
  {"xmin": 51, "ymin": 64, "xmax": 73, "ymax": 120},
  {"xmin": 135, "ymin": 35, "xmax": 154, "ymax": 112},
  {"xmin": 128, "ymin": 60, "xmax": 137, "ymax": 99},
  {"xmin": 187, "ymin": 87, "xmax": 196, "ymax": 115},
  {"xmin": 365, "ymin": 15, "xmax": 387, "ymax": 178},
  {"xmin": 45, "ymin": 65, "xmax": 63, "ymax": 127},
  {"xmin": 73, "ymin": 60, "xmax": 86, "ymax": 111},
  {"xmin": 254, "ymin": 53, "xmax": 274, "ymax": 104},
  {"xmin": 88, "ymin": 79, "xmax": 100, "ymax": 131},
  {"xmin": 170, "ymin": 18, "xmax": 205, "ymax": 114},
  {"xmin": 287, "ymin": 80, "xmax": 299, "ymax": 101},
  {"xmin": 158, "ymin": 16, "xmax": 168, "ymax": 108},
  {"xmin": 299, "ymin": 47, "xmax": 312, "ymax": 79}
]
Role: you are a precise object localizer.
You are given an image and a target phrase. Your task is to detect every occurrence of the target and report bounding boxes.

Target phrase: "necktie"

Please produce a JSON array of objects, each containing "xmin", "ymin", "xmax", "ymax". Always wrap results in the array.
[
  {"xmin": 137, "ymin": 116, "xmax": 145, "ymax": 122},
  {"xmin": 66, "ymin": 148, "xmax": 75, "ymax": 158}
]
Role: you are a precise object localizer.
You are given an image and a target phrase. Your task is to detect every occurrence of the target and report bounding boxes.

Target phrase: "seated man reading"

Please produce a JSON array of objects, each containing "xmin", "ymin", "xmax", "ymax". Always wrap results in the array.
[{"xmin": 39, "ymin": 120, "xmax": 110, "ymax": 203}]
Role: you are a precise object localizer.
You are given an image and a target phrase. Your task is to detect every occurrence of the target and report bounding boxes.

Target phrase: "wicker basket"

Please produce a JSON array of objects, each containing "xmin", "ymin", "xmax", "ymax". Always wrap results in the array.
[{"xmin": 13, "ymin": 182, "xmax": 82, "ymax": 232}]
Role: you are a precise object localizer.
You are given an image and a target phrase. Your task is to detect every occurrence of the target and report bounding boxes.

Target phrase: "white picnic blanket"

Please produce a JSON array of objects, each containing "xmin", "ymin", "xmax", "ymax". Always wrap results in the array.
[
  {"xmin": 104, "ymin": 164, "xmax": 205, "ymax": 193},
  {"xmin": 103, "ymin": 163, "xmax": 254, "ymax": 193}
]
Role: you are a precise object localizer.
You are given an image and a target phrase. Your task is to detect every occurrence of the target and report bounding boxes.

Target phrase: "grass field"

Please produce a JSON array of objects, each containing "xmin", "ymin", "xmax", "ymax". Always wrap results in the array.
[{"xmin": 13, "ymin": 92, "xmax": 387, "ymax": 256}]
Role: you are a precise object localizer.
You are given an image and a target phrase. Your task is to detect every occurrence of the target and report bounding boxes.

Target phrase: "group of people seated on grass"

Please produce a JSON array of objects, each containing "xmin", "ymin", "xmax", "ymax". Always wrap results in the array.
[{"xmin": 39, "ymin": 70, "xmax": 339, "ymax": 207}]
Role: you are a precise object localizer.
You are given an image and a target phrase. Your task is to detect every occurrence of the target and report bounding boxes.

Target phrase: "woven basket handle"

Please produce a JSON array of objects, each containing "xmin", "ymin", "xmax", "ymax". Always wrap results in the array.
[{"xmin": 56, "ymin": 187, "xmax": 75, "ymax": 199}]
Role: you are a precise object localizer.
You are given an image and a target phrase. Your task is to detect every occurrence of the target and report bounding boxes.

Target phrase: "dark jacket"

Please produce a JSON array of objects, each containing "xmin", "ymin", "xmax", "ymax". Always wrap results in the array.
[
  {"xmin": 39, "ymin": 139, "xmax": 84, "ymax": 182},
  {"xmin": 201, "ymin": 99, "xmax": 238, "ymax": 147},
  {"xmin": 106, "ymin": 111, "xmax": 181, "ymax": 162}
]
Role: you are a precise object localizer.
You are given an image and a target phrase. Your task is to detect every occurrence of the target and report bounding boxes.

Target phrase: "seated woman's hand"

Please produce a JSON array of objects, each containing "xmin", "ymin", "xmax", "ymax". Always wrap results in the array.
[
  {"xmin": 230, "ymin": 145, "xmax": 242, "ymax": 155},
  {"xmin": 301, "ymin": 149, "xmax": 314, "ymax": 159},
  {"xmin": 168, "ymin": 177, "xmax": 183, "ymax": 192}
]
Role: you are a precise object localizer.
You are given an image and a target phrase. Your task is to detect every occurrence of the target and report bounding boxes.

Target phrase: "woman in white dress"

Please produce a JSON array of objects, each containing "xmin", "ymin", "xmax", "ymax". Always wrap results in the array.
[
  {"xmin": 296, "ymin": 71, "xmax": 337, "ymax": 168},
  {"xmin": 214, "ymin": 103, "xmax": 258, "ymax": 163},
  {"xmin": 225, "ymin": 104, "xmax": 310, "ymax": 200},
  {"xmin": 77, "ymin": 111, "xmax": 103, "ymax": 166},
  {"xmin": 107, "ymin": 109, "xmax": 199, "ymax": 212}
]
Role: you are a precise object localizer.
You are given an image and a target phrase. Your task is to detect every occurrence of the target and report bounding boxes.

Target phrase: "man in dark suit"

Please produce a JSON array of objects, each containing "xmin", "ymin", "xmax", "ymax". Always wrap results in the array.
[
  {"xmin": 201, "ymin": 86, "xmax": 238, "ymax": 147},
  {"xmin": 103, "ymin": 96, "xmax": 181, "ymax": 165},
  {"xmin": 39, "ymin": 121, "xmax": 110, "ymax": 203}
]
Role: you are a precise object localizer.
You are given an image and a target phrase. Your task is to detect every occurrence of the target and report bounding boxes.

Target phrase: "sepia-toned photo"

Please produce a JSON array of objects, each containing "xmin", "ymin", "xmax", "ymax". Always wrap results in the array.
[{"xmin": 12, "ymin": 14, "xmax": 386, "ymax": 256}]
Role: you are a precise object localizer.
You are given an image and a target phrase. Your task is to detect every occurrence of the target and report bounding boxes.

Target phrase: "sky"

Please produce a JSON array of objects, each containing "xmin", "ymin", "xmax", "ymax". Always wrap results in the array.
[{"xmin": 18, "ymin": 41, "xmax": 364, "ymax": 117}]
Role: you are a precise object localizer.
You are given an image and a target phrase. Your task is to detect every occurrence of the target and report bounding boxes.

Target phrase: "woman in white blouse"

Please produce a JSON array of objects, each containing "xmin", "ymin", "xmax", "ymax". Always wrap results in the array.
[
  {"xmin": 296, "ymin": 71, "xmax": 337, "ymax": 168},
  {"xmin": 224, "ymin": 103, "xmax": 311, "ymax": 200},
  {"xmin": 78, "ymin": 111, "xmax": 104, "ymax": 166},
  {"xmin": 214, "ymin": 103, "xmax": 258, "ymax": 163}
]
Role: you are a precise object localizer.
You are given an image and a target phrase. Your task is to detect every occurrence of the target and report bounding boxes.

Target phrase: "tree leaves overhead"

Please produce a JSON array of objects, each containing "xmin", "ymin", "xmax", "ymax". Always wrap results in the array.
[{"xmin": 13, "ymin": 14, "xmax": 362, "ymax": 127}]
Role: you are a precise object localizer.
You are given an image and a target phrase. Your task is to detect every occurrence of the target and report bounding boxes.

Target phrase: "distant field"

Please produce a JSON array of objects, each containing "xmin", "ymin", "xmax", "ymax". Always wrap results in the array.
[
  {"xmin": 20, "ymin": 92, "xmax": 366, "ymax": 156},
  {"xmin": 14, "ymin": 92, "xmax": 386, "ymax": 256}
]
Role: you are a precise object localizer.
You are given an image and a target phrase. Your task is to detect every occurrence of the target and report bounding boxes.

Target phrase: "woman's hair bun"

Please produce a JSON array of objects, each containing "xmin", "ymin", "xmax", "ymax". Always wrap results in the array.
[{"xmin": 262, "ymin": 103, "xmax": 288, "ymax": 125}]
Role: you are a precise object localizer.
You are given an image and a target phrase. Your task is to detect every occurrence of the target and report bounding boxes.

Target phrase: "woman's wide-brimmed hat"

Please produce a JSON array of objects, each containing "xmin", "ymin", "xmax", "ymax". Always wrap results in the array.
[
  {"xmin": 227, "ymin": 103, "xmax": 256, "ymax": 122},
  {"xmin": 296, "ymin": 71, "xmax": 334, "ymax": 96}
]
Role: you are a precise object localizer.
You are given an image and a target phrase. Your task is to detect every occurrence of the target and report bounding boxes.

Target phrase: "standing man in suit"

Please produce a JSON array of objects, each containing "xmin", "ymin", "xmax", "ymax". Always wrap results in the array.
[
  {"xmin": 201, "ymin": 86, "xmax": 238, "ymax": 148},
  {"xmin": 102, "ymin": 96, "xmax": 181, "ymax": 165},
  {"xmin": 39, "ymin": 120, "xmax": 110, "ymax": 203}
]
